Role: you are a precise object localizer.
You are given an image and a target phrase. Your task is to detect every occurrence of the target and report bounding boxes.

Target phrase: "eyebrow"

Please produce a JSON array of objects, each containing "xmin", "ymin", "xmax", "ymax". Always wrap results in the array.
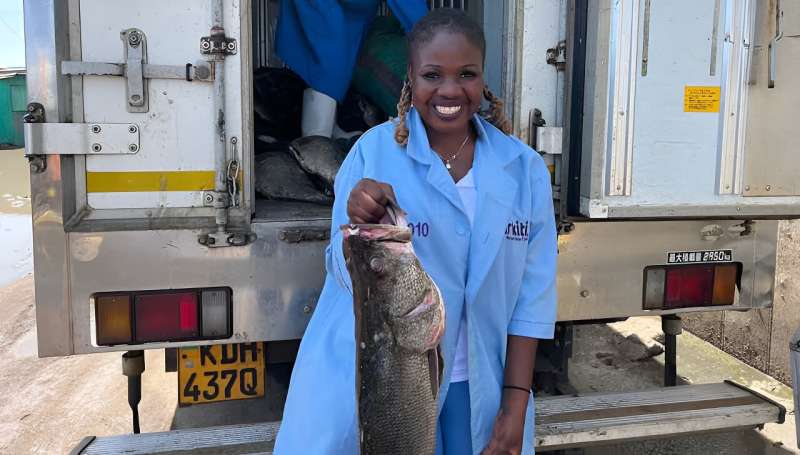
[{"xmin": 419, "ymin": 64, "xmax": 481, "ymax": 70}]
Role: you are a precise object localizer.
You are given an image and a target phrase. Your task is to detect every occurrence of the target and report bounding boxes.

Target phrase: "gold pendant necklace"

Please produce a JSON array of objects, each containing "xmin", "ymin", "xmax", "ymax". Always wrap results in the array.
[{"xmin": 441, "ymin": 134, "xmax": 471, "ymax": 170}]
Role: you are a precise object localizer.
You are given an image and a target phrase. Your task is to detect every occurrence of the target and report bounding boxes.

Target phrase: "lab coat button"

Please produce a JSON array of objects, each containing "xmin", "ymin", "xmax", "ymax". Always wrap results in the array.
[{"xmin": 456, "ymin": 225, "xmax": 467, "ymax": 236}]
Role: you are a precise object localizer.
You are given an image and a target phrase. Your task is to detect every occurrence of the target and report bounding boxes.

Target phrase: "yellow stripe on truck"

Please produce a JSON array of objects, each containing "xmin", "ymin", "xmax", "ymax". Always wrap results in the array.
[{"xmin": 86, "ymin": 171, "xmax": 217, "ymax": 193}]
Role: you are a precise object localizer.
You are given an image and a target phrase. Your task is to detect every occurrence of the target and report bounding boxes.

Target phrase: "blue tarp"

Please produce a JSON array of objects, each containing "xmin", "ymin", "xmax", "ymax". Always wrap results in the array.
[{"xmin": 276, "ymin": 0, "xmax": 427, "ymax": 102}]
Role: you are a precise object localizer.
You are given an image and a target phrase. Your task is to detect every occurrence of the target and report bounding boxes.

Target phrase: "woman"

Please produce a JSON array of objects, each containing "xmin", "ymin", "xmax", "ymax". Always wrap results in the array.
[{"xmin": 275, "ymin": 8, "xmax": 557, "ymax": 455}]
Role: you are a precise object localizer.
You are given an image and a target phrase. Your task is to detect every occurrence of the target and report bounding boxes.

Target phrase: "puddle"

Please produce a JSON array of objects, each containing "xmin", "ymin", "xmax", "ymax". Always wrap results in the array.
[
  {"xmin": 0, "ymin": 149, "xmax": 31, "ymax": 215},
  {"xmin": 0, "ymin": 214, "xmax": 33, "ymax": 287},
  {"xmin": 10, "ymin": 327, "xmax": 37, "ymax": 360},
  {"xmin": 0, "ymin": 149, "xmax": 34, "ymax": 287}
]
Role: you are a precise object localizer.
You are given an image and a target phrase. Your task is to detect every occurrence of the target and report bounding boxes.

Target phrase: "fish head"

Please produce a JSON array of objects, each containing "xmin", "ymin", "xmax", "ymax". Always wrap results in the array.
[{"xmin": 343, "ymin": 222, "xmax": 444, "ymax": 353}]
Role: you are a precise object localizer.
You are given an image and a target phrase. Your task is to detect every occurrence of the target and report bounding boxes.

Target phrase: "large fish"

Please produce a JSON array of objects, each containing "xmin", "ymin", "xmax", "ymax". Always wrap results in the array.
[
  {"xmin": 289, "ymin": 135, "xmax": 348, "ymax": 196},
  {"xmin": 343, "ymin": 203, "xmax": 445, "ymax": 455}
]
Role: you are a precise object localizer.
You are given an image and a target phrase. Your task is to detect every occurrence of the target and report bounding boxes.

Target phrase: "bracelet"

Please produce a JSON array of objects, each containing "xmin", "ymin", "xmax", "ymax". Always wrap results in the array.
[{"xmin": 503, "ymin": 385, "xmax": 531, "ymax": 394}]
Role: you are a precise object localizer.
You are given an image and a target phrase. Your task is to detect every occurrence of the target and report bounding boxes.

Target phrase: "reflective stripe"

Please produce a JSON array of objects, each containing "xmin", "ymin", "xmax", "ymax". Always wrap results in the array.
[{"xmin": 86, "ymin": 171, "xmax": 216, "ymax": 193}]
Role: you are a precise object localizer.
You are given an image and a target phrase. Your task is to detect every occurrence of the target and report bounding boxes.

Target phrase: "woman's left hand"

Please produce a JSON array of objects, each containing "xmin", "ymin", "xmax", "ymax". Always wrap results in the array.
[{"xmin": 480, "ymin": 406, "xmax": 526, "ymax": 455}]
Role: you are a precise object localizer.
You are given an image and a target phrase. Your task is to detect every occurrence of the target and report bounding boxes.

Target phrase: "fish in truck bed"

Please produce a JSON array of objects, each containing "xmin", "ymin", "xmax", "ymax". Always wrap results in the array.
[{"xmin": 343, "ymin": 202, "xmax": 445, "ymax": 454}]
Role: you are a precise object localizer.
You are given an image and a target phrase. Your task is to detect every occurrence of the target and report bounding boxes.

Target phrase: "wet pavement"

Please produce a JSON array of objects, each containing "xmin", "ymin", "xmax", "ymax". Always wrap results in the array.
[{"xmin": 0, "ymin": 149, "xmax": 32, "ymax": 288}]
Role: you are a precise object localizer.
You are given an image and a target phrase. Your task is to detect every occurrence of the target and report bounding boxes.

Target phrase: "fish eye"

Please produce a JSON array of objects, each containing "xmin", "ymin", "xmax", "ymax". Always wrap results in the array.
[{"xmin": 369, "ymin": 257, "xmax": 384, "ymax": 273}]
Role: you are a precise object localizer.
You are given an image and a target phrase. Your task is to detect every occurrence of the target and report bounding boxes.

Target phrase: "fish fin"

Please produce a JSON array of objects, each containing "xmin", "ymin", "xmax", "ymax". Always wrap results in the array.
[{"xmin": 428, "ymin": 348, "xmax": 441, "ymax": 400}]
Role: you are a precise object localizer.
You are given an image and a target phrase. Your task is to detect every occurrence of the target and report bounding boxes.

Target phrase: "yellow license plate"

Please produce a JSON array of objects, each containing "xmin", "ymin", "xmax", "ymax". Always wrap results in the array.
[{"xmin": 178, "ymin": 342, "xmax": 265, "ymax": 405}]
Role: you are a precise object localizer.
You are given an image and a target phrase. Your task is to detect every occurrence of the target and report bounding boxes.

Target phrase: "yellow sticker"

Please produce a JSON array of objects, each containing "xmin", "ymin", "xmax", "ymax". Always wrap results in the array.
[{"xmin": 684, "ymin": 86, "xmax": 721, "ymax": 113}]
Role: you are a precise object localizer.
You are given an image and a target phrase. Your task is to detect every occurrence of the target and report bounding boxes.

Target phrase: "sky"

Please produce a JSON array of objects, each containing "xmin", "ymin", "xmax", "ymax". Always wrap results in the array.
[{"xmin": 0, "ymin": 0, "xmax": 25, "ymax": 68}]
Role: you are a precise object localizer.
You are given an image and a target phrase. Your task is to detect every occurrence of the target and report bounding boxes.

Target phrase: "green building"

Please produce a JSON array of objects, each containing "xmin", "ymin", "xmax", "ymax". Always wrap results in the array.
[{"xmin": 0, "ymin": 69, "xmax": 27, "ymax": 147}]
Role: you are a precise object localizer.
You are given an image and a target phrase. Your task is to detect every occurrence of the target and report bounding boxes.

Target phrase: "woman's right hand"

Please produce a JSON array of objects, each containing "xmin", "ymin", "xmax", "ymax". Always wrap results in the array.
[{"xmin": 347, "ymin": 178, "xmax": 397, "ymax": 224}]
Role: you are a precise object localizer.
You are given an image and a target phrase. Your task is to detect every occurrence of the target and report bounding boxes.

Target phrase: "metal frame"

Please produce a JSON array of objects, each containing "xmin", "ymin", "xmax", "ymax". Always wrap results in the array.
[
  {"xmin": 718, "ymin": 0, "xmax": 756, "ymax": 195},
  {"xmin": 25, "ymin": 0, "xmax": 76, "ymax": 356},
  {"xmin": 607, "ymin": 0, "xmax": 639, "ymax": 197}
]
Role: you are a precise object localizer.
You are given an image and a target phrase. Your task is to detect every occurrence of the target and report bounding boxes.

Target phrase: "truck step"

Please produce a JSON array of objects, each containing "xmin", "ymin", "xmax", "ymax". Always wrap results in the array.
[
  {"xmin": 535, "ymin": 380, "xmax": 785, "ymax": 450},
  {"xmin": 72, "ymin": 381, "xmax": 784, "ymax": 454}
]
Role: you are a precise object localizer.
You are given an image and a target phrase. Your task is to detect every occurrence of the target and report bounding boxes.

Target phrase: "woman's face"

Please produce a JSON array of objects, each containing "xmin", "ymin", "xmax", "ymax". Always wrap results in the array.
[{"xmin": 409, "ymin": 31, "xmax": 484, "ymax": 137}]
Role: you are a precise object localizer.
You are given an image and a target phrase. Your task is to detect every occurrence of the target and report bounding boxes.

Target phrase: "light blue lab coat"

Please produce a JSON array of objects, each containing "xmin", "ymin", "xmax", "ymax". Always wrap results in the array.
[{"xmin": 274, "ymin": 108, "xmax": 558, "ymax": 454}]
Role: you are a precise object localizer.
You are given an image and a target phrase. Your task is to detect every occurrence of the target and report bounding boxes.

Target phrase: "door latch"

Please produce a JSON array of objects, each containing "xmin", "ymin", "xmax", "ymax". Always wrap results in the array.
[{"xmin": 61, "ymin": 29, "xmax": 214, "ymax": 112}]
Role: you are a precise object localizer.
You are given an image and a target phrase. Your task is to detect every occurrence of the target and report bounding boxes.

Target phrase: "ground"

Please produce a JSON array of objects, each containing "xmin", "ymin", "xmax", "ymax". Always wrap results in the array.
[{"xmin": 0, "ymin": 148, "xmax": 797, "ymax": 454}]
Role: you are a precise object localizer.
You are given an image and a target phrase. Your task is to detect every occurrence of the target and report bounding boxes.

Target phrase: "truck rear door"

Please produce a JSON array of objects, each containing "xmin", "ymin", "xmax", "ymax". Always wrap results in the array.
[
  {"xmin": 27, "ymin": 0, "xmax": 250, "ymax": 229},
  {"xmin": 569, "ymin": 0, "xmax": 800, "ymax": 219}
]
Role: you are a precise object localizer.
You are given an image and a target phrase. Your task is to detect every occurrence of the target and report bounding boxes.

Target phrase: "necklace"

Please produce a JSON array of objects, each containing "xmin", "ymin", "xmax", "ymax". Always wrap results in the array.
[{"xmin": 438, "ymin": 134, "xmax": 471, "ymax": 170}]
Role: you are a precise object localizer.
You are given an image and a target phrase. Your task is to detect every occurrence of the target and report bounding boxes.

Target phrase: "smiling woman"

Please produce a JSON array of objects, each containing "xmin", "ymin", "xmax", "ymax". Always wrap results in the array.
[{"xmin": 276, "ymin": 8, "xmax": 557, "ymax": 455}]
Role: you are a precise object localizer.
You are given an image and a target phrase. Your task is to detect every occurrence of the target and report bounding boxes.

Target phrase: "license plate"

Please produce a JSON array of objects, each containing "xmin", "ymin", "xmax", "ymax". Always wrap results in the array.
[{"xmin": 178, "ymin": 342, "xmax": 265, "ymax": 405}]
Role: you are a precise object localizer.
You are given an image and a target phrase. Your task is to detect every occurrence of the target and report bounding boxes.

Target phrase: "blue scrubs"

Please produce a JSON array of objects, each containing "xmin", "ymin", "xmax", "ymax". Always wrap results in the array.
[
  {"xmin": 276, "ymin": 0, "xmax": 428, "ymax": 102},
  {"xmin": 274, "ymin": 108, "xmax": 558, "ymax": 454}
]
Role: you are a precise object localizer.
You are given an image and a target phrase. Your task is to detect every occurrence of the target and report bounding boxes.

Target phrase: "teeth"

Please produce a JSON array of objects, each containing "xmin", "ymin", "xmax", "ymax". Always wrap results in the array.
[{"xmin": 435, "ymin": 105, "xmax": 461, "ymax": 115}]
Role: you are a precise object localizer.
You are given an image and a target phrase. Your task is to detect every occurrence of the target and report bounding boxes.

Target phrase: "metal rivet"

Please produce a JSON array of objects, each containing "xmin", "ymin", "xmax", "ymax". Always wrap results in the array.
[
  {"xmin": 128, "ymin": 32, "xmax": 141, "ymax": 46},
  {"xmin": 90, "ymin": 124, "xmax": 101, "ymax": 133},
  {"xmin": 580, "ymin": 290, "xmax": 590, "ymax": 298},
  {"xmin": 91, "ymin": 143, "xmax": 102, "ymax": 152},
  {"xmin": 204, "ymin": 193, "xmax": 215, "ymax": 204},
  {"xmin": 227, "ymin": 42, "xmax": 236, "ymax": 50},
  {"xmin": 745, "ymin": 185, "xmax": 751, "ymax": 191},
  {"xmin": 130, "ymin": 94, "xmax": 141, "ymax": 102},
  {"xmin": 303, "ymin": 305, "xmax": 312, "ymax": 314},
  {"xmin": 128, "ymin": 125, "xmax": 138, "ymax": 134},
  {"xmin": 128, "ymin": 144, "xmax": 139, "ymax": 153},
  {"xmin": 201, "ymin": 40, "xmax": 211, "ymax": 50},
  {"xmin": 765, "ymin": 185, "xmax": 771, "ymax": 191}
]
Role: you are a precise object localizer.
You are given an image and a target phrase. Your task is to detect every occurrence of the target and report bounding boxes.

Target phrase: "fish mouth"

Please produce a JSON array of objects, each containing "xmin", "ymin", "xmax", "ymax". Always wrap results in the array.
[{"xmin": 342, "ymin": 224, "xmax": 412, "ymax": 242}]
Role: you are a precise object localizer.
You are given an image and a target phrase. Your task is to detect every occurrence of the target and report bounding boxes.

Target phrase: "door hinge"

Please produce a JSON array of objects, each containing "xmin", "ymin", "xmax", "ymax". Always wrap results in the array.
[
  {"xmin": 24, "ymin": 123, "xmax": 140, "ymax": 156},
  {"xmin": 200, "ymin": 31, "xmax": 238, "ymax": 58},
  {"xmin": 546, "ymin": 40, "xmax": 567, "ymax": 71}
]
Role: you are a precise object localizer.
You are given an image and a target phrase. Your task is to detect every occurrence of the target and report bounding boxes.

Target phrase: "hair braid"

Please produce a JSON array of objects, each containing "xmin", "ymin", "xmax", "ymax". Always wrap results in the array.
[
  {"xmin": 482, "ymin": 87, "xmax": 512, "ymax": 135},
  {"xmin": 393, "ymin": 78, "xmax": 413, "ymax": 146}
]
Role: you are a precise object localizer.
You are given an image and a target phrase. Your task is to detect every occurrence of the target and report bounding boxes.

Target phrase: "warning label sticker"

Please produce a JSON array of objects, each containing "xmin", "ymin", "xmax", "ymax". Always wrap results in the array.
[{"xmin": 684, "ymin": 86, "xmax": 721, "ymax": 113}]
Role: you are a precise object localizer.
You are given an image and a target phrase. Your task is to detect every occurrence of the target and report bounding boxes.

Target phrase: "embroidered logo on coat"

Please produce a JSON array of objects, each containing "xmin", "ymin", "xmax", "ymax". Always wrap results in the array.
[{"xmin": 505, "ymin": 220, "xmax": 530, "ymax": 241}]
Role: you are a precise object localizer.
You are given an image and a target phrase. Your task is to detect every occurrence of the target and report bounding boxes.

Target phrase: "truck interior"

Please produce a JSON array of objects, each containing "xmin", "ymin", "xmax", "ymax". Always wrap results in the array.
[{"xmin": 249, "ymin": 0, "xmax": 485, "ymax": 224}]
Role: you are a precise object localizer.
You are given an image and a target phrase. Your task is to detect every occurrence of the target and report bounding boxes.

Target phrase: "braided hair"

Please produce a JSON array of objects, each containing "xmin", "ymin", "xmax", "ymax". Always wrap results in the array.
[{"xmin": 394, "ymin": 8, "xmax": 512, "ymax": 146}]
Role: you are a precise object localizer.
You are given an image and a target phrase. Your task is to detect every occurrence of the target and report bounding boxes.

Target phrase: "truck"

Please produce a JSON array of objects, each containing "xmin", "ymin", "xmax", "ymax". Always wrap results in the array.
[{"xmin": 21, "ymin": 0, "xmax": 794, "ymax": 453}]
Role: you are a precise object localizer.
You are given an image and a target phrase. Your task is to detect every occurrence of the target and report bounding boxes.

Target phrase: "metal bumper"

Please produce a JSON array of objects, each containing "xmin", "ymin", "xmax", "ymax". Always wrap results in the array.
[{"xmin": 71, "ymin": 381, "xmax": 784, "ymax": 454}]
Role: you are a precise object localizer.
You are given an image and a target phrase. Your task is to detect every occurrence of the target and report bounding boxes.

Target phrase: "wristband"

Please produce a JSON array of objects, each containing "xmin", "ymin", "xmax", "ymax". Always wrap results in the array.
[{"xmin": 502, "ymin": 385, "xmax": 531, "ymax": 394}]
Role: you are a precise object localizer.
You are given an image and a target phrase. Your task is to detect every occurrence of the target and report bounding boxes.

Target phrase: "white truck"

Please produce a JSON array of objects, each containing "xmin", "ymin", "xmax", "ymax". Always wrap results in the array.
[{"xmin": 21, "ymin": 0, "xmax": 793, "ymax": 452}]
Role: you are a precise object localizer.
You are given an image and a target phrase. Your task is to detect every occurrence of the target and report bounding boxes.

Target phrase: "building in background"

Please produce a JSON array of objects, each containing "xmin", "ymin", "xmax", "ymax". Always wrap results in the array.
[{"xmin": 0, "ymin": 68, "xmax": 26, "ymax": 147}]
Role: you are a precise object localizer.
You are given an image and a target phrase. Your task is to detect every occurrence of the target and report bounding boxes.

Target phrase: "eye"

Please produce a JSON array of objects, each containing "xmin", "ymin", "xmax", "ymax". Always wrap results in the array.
[
  {"xmin": 369, "ymin": 257, "xmax": 384, "ymax": 273},
  {"xmin": 422, "ymin": 72, "xmax": 440, "ymax": 80},
  {"xmin": 460, "ymin": 70, "xmax": 477, "ymax": 79}
]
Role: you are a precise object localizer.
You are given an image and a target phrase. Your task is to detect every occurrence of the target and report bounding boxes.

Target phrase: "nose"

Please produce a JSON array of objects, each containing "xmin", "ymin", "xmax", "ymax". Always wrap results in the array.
[{"xmin": 436, "ymin": 77, "xmax": 461, "ymax": 98}]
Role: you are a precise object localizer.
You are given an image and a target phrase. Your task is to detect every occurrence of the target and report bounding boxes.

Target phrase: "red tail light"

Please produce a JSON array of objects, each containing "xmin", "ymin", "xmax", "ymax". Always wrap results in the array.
[
  {"xmin": 643, "ymin": 263, "xmax": 740, "ymax": 310},
  {"xmin": 135, "ymin": 292, "xmax": 200, "ymax": 342},
  {"xmin": 665, "ymin": 266, "xmax": 714, "ymax": 308}
]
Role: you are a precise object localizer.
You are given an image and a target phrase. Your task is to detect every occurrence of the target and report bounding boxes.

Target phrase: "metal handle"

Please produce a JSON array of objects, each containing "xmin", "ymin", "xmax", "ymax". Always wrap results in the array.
[{"xmin": 768, "ymin": 2, "xmax": 784, "ymax": 88}]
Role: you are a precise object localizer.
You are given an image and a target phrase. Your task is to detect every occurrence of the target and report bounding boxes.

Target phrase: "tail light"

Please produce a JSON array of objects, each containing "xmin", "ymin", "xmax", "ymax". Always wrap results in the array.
[
  {"xmin": 643, "ymin": 263, "xmax": 740, "ymax": 310},
  {"xmin": 93, "ymin": 287, "xmax": 232, "ymax": 346}
]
